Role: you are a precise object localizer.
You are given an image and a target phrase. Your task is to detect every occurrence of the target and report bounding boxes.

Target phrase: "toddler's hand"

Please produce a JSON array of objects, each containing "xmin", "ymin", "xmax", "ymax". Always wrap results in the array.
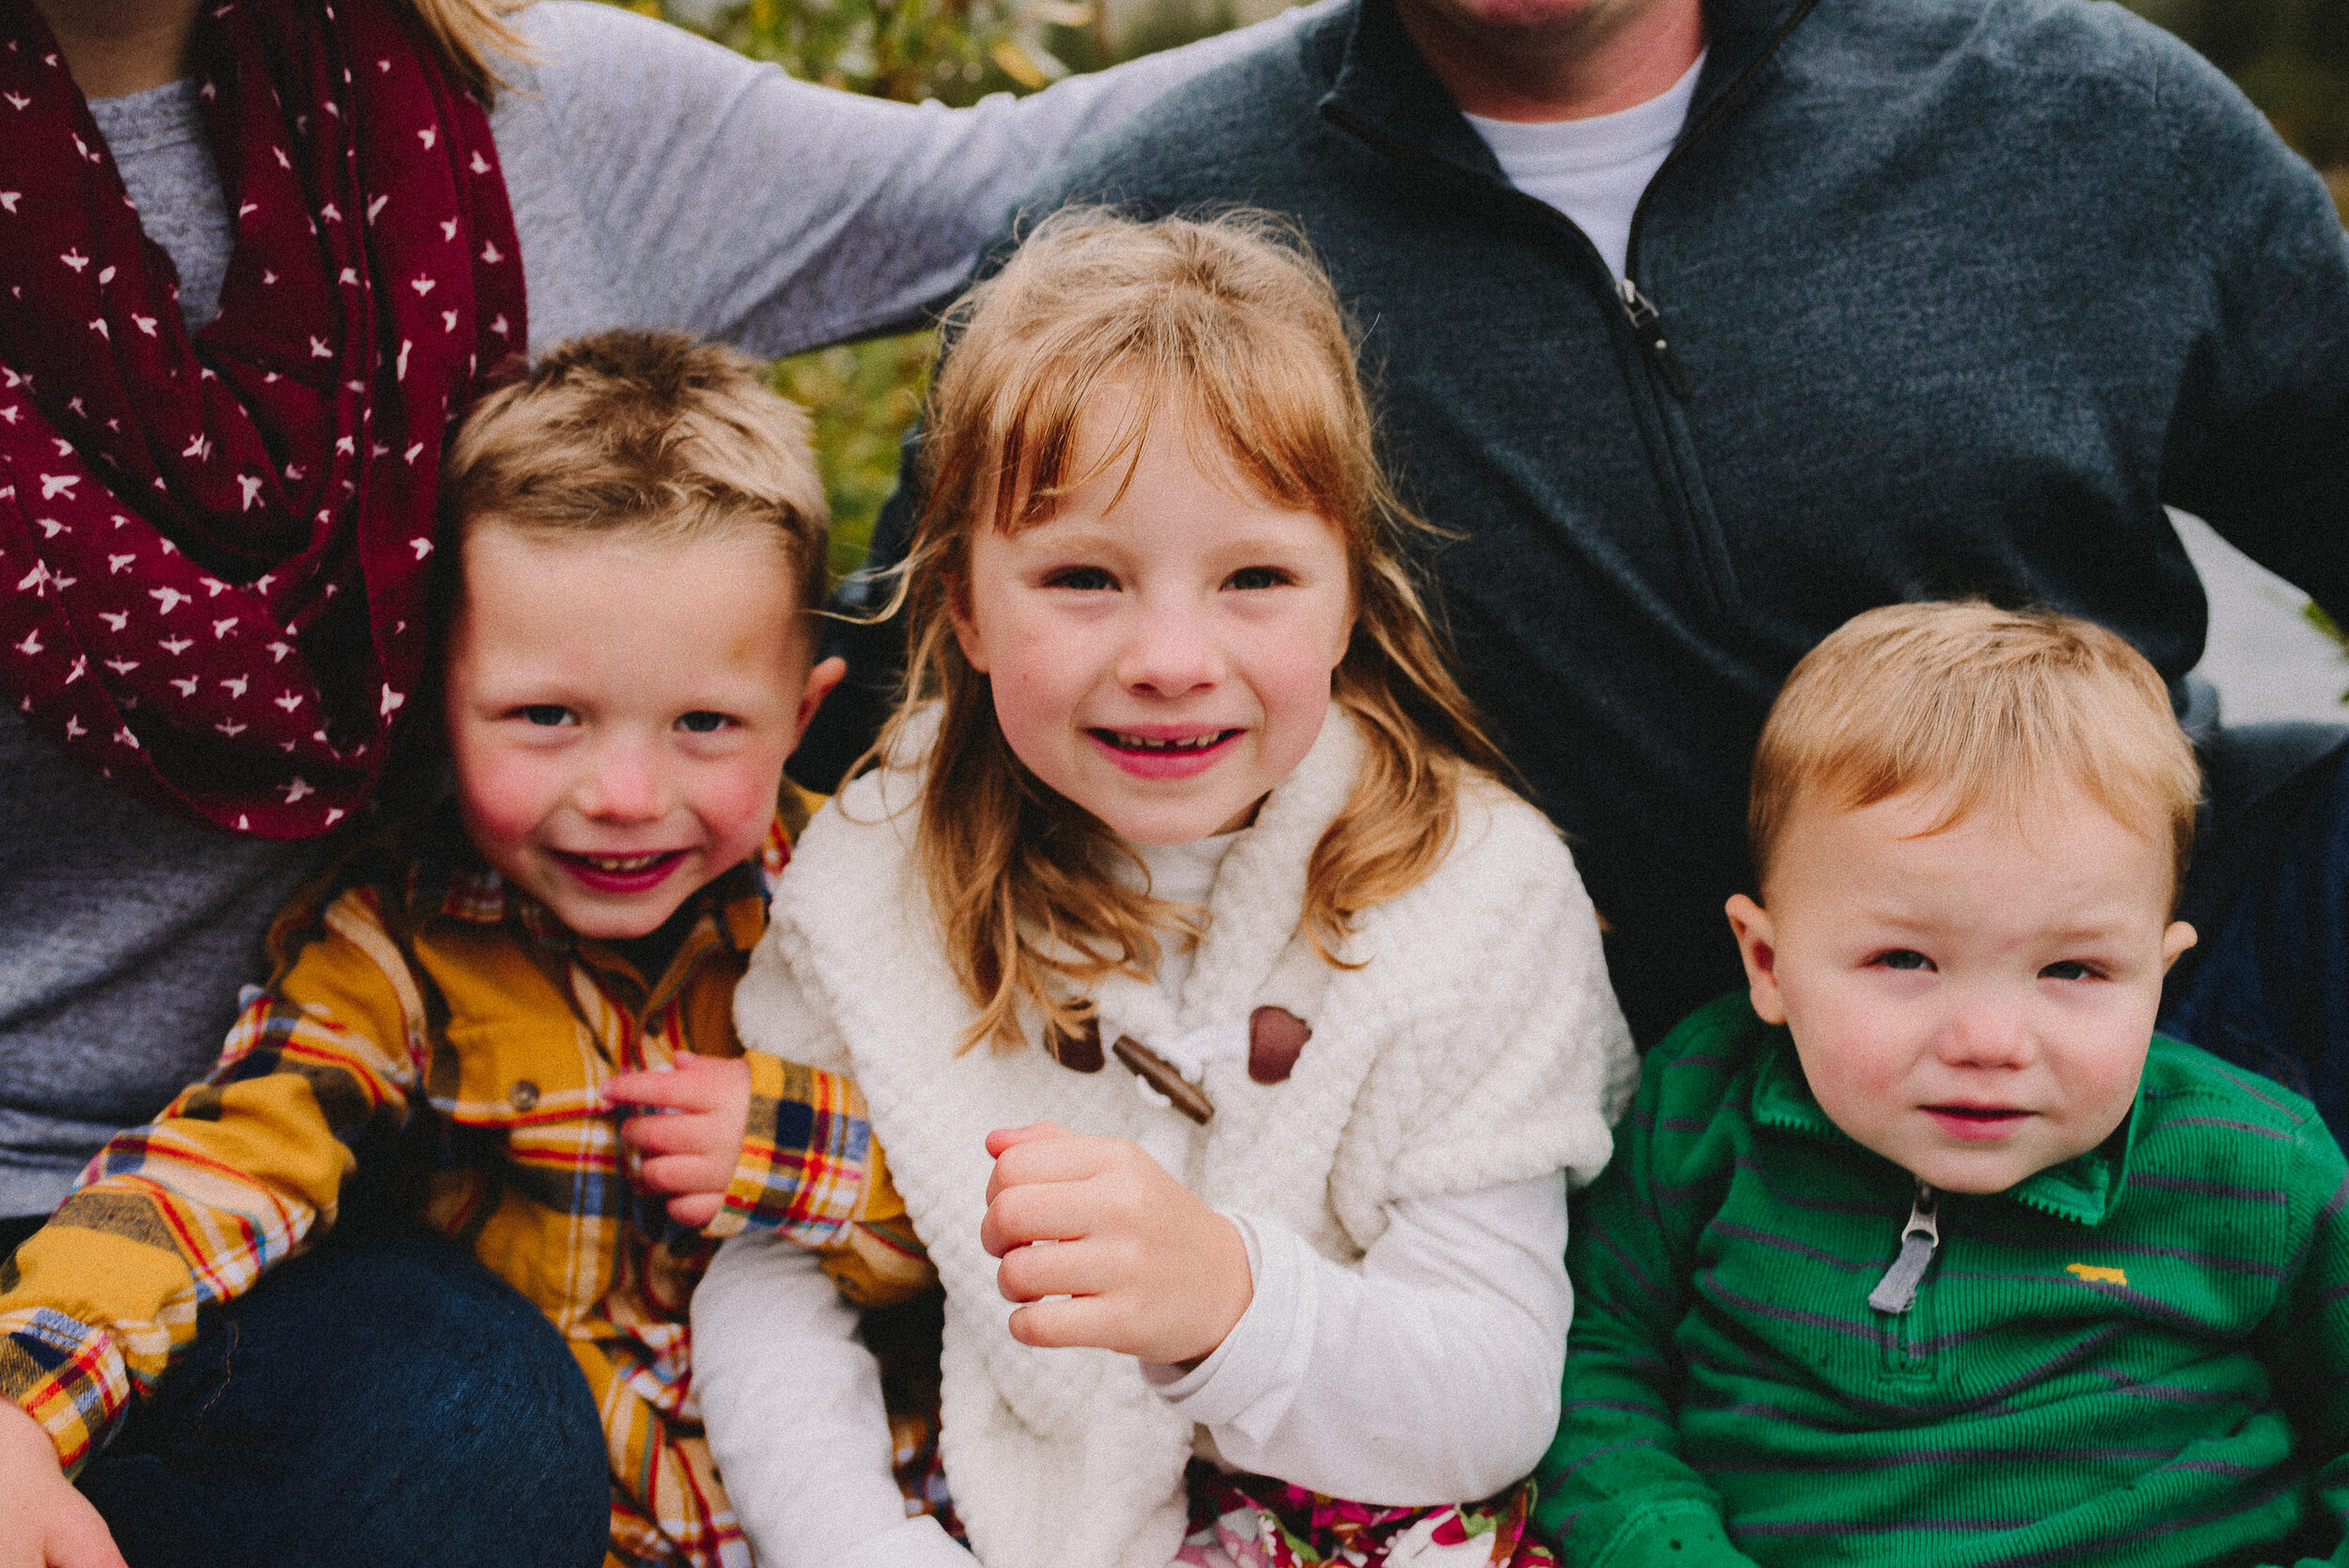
[
  {"xmin": 606, "ymin": 1054, "xmax": 753, "ymax": 1229},
  {"xmin": 981, "ymin": 1123, "xmax": 1252, "ymax": 1366}
]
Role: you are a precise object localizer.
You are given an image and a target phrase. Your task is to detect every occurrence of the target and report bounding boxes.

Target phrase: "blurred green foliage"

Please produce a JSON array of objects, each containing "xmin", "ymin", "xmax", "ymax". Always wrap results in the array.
[
  {"xmin": 772, "ymin": 335, "xmax": 937, "ymax": 584},
  {"xmin": 2306, "ymin": 603, "xmax": 2349, "ymax": 704}
]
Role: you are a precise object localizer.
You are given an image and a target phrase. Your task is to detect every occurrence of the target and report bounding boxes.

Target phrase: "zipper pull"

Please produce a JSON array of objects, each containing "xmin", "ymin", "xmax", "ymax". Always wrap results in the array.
[
  {"xmin": 1618, "ymin": 278, "xmax": 1694, "ymax": 400},
  {"xmin": 1867, "ymin": 1181, "xmax": 1939, "ymax": 1314}
]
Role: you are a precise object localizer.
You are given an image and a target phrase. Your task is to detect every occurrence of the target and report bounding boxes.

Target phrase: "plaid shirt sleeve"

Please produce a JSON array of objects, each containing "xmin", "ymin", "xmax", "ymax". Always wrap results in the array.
[
  {"xmin": 707, "ymin": 1051, "xmax": 932, "ymax": 1308},
  {"xmin": 0, "ymin": 882, "xmax": 422, "ymax": 1474}
]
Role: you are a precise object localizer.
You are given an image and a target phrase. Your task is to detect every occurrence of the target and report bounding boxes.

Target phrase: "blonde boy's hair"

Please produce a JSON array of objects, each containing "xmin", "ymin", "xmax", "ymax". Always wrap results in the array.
[
  {"xmin": 442, "ymin": 330, "xmax": 830, "ymax": 611},
  {"xmin": 891, "ymin": 209, "xmax": 1505, "ymax": 1053},
  {"xmin": 1750, "ymin": 601, "xmax": 2201, "ymax": 895}
]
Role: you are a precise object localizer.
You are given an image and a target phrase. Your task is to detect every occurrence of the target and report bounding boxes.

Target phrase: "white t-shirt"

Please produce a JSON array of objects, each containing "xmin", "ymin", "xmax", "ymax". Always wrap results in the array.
[{"xmin": 1465, "ymin": 54, "xmax": 1706, "ymax": 280}]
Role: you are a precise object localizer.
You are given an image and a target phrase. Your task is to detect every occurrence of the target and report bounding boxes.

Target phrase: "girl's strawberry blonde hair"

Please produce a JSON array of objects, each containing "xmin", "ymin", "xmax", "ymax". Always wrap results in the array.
[{"xmin": 884, "ymin": 208, "xmax": 1505, "ymax": 1052}]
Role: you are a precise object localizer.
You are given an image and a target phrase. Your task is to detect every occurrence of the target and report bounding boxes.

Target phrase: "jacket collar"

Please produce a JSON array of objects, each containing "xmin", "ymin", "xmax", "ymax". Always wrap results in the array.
[
  {"xmin": 1749, "ymin": 1028, "xmax": 2144, "ymax": 1228},
  {"xmin": 1316, "ymin": 0, "xmax": 1818, "ymax": 194}
]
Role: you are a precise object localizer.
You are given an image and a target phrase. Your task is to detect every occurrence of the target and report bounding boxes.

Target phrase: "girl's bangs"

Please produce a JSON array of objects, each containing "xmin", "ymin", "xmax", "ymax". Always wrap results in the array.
[{"xmin": 979, "ymin": 330, "xmax": 1363, "ymax": 543}]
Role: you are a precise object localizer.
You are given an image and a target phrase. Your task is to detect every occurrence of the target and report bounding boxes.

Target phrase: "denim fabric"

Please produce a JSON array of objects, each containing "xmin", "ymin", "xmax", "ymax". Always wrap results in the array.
[
  {"xmin": 75, "ymin": 1227, "xmax": 608, "ymax": 1568},
  {"xmin": 2166, "ymin": 730, "xmax": 2349, "ymax": 1144}
]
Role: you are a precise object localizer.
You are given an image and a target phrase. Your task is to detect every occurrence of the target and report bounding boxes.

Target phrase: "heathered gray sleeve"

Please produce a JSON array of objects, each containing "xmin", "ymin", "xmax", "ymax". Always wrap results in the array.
[
  {"xmin": 2146, "ymin": 24, "xmax": 2349, "ymax": 629},
  {"xmin": 499, "ymin": 0, "xmax": 1326, "ymax": 356}
]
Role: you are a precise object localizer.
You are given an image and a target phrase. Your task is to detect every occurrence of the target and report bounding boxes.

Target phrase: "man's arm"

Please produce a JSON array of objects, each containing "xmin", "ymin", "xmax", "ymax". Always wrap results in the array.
[
  {"xmin": 2257, "ymin": 1124, "xmax": 2349, "ymax": 1567},
  {"xmin": 2155, "ymin": 42, "xmax": 2349, "ymax": 629}
]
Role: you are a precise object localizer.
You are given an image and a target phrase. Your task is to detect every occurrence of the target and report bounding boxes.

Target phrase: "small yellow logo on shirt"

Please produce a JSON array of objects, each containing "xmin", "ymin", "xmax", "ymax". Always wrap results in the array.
[{"xmin": 2066, "ymin": 1263, "xmax": 2128, "ymax": 1286}]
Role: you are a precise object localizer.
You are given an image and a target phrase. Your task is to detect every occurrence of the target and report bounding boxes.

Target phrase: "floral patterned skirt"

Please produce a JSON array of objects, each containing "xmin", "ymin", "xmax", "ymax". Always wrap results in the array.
[{"xmin": 1173, "ymin": 1463, "xmax": 1561, "ymax": 1568}]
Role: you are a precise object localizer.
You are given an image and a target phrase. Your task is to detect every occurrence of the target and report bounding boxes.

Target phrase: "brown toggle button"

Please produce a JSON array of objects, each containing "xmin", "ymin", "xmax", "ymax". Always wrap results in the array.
[
  {"xmin": 1047, "ymin": 1018, "xmax": 1105, "ymax": 1073},
  {"xmin": 509, "ymin": 1079, "xmax": 540, "ymax": 1112},
  {"xmin": 1112, "ymin": 1036, "xmax": 1214, "ymax": 1125},
  {"xmin": 1247, "ymin": 1007, "xmax": 1312, "ymax": 1084}
]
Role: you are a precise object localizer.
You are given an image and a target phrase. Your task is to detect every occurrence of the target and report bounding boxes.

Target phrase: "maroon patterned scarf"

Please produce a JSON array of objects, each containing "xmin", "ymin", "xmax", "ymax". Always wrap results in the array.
[{"xmin": 0, "ymin": 0, "xmax": 523, "ymax": 837}]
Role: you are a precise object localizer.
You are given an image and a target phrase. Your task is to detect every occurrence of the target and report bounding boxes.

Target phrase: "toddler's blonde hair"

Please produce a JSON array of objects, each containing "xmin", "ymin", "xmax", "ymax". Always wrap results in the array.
[
  {"xmin": 888, "ymin": 209, "xmax": 1503, "ymax": 1052},
  {"xmin": 1750, "ymin": 600, "xmax": 2201, "ymax": 897}
]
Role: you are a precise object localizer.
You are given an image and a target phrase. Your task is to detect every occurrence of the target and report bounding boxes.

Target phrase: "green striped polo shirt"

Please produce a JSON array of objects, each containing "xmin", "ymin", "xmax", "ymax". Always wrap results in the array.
[{"xmin": 1538, "ymin": 993, "xmax": 2349, "ymax": 1568}]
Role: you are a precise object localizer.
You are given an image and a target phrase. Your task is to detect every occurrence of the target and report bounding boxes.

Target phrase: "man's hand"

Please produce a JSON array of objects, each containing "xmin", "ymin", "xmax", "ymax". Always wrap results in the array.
[
  {"xmin": 605, "ymin": 1054, "xmax": 754, "ymax": 1229},
  {"xmin": 981, "ymin": 1123, "xmax": 1252, "ymax": 1366},
  {"xmin": 0, "ymin": 1402, "xmax": 123, "ymax": 1568}
]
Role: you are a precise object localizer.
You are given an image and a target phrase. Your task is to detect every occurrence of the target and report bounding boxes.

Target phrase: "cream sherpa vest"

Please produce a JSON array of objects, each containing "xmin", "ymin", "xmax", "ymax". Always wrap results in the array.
[{"xmin": 736, "ymin": 710, "xmax": 1635, "ymax": 1568}]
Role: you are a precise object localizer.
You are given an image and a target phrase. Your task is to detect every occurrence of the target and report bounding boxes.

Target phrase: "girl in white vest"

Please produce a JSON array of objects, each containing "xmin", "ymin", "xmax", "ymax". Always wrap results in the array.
[{"xmin": 692, "ymin": 210, "xmax": 1638, "ymax": 1568}]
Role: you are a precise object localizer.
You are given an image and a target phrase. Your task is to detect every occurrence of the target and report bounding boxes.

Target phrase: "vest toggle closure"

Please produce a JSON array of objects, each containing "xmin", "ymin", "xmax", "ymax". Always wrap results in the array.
[
  {"xmin": 1868, "ymin": 1180, "xmax": 1940, "ymax": 1313},
  {"xmin": 1052, "ymin": 1008, "xmax": 1316, "ymax": 1124},
  {"xmin": 1114, "ymin": 1034, "xmax": 1219, "ymax": 1124}
]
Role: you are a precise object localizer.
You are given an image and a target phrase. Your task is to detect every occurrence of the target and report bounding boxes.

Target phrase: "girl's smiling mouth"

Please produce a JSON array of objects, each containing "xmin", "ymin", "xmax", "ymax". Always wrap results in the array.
[{"xmin": 1087, "ymin": 727, "xmax": 1243, "ymax": 779}]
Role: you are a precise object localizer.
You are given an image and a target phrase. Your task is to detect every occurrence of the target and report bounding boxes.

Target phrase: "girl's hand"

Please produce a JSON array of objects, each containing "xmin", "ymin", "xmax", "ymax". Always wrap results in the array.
[
  {"xmin": 981, "ymin": 1123, "xmax": 1252, "ymax": 1365},
  {"xmin": 0, "ymin": 1402, "xmax": 125, "ymax": 1568},
  {"xmin": 605, "ymin": 1054, "xmax": 753, "ymax": 1228}
]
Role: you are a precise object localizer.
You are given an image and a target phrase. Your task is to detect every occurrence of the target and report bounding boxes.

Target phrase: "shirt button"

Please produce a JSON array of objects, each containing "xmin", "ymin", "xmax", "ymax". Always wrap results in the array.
[{"xmin": 510, "ymin": 1079, "xmax": 539, "ymax": 1112}]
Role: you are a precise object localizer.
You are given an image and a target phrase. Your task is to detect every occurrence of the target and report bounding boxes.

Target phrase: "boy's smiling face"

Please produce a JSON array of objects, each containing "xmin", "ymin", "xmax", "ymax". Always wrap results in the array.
[
  {"xmin": 443, "ymin": 523, "xmax": 841, "ymax": 939},
  {"xmin": 1726, "ymin": 784, "xmax": 2196, "ymax": 1194}
]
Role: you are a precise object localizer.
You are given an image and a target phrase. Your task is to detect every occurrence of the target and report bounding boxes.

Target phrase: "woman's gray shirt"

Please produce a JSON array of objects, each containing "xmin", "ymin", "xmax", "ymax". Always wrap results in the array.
[{"xmin": 0, "ymin": 0, "xmax": 1310, "ymax": 1215}]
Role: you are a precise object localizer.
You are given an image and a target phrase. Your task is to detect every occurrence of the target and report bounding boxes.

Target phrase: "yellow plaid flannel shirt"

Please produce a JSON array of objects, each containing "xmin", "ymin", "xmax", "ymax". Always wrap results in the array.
[{"xmin": 0, "ymin": 793, "xmax": 927, "ymax": 1568}]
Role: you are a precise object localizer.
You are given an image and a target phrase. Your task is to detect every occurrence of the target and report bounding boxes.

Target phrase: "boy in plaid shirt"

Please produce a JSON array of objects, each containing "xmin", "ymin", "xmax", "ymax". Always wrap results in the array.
[{"xmin": 0, "ymin": 332, "xmax": 923, "ymax": 1568}]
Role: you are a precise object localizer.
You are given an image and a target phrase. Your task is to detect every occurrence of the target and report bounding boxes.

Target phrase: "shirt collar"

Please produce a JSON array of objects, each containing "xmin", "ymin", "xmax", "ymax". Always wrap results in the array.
[
  {"xmin": 1315, "ymin": 0, "xmax": 1817, "ymax": 193},
  {"xmin": 406, "ymin": 807, "xmax": 792, "ymax": 981},
  {"xmin": 1749, "ymin": 1026, "xmax": 2143, "ymax": 1227}
]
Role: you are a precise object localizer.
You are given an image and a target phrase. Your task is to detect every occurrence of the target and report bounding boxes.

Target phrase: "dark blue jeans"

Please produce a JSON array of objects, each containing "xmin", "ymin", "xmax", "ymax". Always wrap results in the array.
[
  {"xmin": 64, "ymin": 1225, "xmax": 609, "ymax": 1568},
  {"xmin": 2164, "ymin": 723, "xmax": 2349, "ymax": 1144}
]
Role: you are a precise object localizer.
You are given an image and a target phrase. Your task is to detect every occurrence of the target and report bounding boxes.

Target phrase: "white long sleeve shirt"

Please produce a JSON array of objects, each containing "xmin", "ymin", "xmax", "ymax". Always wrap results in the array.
[{"xmin": 693, "ymin": 1174, "xmax": 1569, "ymax": 1568}]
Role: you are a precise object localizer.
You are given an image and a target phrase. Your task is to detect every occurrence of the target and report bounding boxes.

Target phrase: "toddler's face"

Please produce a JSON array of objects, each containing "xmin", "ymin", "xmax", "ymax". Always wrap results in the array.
[
  {"xmin": 1725, "ymin": 784, "xmax": 2195, "ymax": 1194},
  {"xmin": 443, "ymin": 524, "xmax": 841, "ymax": 939},
  {"xmin": 948, "ymin": 385, "xmax": 1356, "ymax": 845}
]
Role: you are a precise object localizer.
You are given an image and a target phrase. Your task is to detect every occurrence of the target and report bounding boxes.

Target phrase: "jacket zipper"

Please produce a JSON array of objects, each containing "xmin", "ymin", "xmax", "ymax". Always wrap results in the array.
[
  {"xmin": 1618, "ymin": 278, "xmax": 1692, "ymax": 398},
  {"xmin": 1609, "ymin": 0, "xmax": 1826, "ymax": 401},
  {"xmin": 1868, "ymin": 1179, "xmax": 1940, "ymax": 1314},
  {"xmin": 1321, "ymin": 0, "xmax": 1823, "ymax": 607}
]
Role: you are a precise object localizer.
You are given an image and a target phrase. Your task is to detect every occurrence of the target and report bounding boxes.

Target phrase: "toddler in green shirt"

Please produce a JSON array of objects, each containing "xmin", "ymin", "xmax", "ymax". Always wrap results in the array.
[{"xmin": 1538, "ymin": 600, "xmax": 2349, "ymax": 1568}]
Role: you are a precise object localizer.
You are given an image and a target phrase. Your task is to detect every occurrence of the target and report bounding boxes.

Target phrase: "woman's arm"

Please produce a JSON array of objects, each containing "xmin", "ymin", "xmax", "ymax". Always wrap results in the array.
[
  {"xmin": 1146, "ymin": 1175, "xmax": 1569, "ymax": 1505},
  {"xmin": 500, "ymin": 0, "xmax": 1330, "ymax": 355}
]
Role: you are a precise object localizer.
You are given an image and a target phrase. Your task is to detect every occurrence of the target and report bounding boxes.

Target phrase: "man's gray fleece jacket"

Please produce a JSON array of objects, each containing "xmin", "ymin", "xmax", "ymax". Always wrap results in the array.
[{"xmin": 996, "ymin": 0, "xmax": 2349, "ymax": 1042}]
